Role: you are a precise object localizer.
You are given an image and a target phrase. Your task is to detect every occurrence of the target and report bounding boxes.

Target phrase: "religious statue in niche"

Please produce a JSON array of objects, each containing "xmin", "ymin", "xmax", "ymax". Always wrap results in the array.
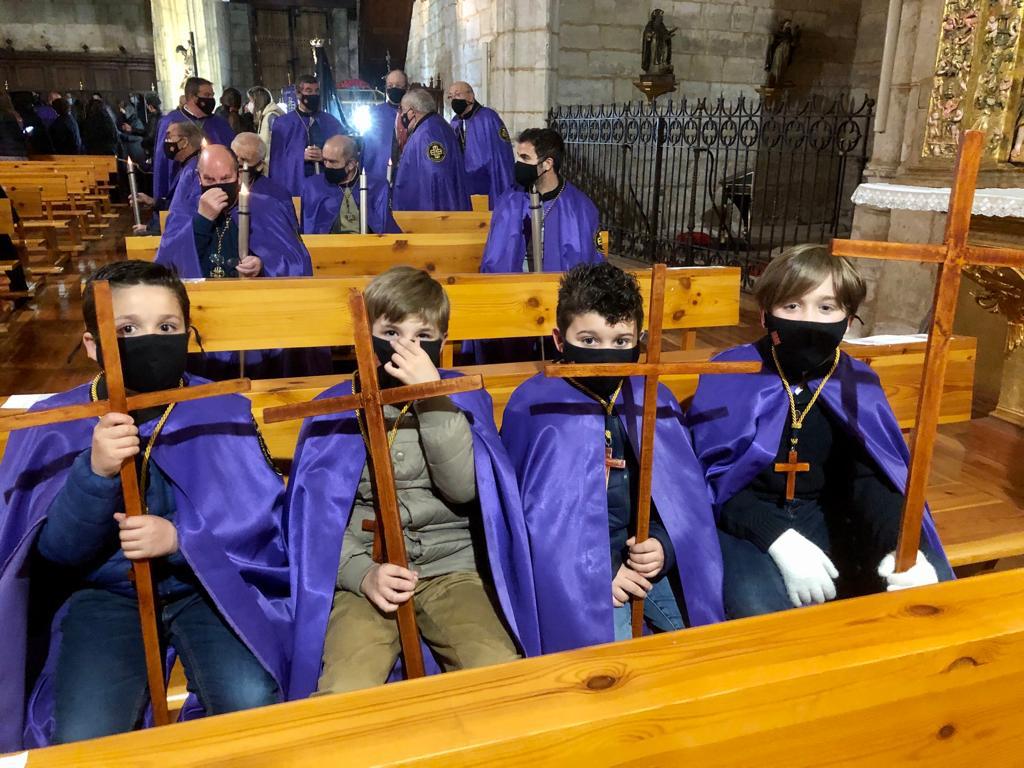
[
  {"xmin": 634, "ymin": 9, "xmax": 677, "ymax": 102},
  {"xmin": 641, "ymin": 9, "xmax": 677, "ymax": 75},
  {"xmin": 764, "ymin": 20, "xmax": 800, "ymax": 89}
]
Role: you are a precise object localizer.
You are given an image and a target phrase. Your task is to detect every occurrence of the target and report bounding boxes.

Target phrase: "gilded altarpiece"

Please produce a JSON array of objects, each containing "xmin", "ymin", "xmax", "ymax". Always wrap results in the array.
[{"xmin": 924, "ymin": 0, "xmax": 1024, "ymax": 165}]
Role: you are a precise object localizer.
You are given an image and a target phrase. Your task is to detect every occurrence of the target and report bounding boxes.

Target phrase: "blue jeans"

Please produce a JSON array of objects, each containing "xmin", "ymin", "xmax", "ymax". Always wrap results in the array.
[
  {"xmin": 718, "ymin": 499, "xmax": 955, "ymax": 620},
  {"xmin": 53, "ymin": 588, "xmax": 278, "ymax": 744},
  {"xmin": 613, "ymin": 577, "xmax": 684, "ymax": 641}
]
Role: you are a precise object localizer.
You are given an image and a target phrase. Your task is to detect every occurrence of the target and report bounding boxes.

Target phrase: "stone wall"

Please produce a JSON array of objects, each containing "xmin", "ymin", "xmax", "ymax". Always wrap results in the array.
[
  {"xmin": 556, "ymin": 0, "xmax": 866, "ymax": 105},
  {"xmin": 228, "ymin": 3, "xmax": 254, "ymax": 91},
  {"xmin": 150, "ymin": 0, "xmax": 231, "ymax": 112},
  {"xmin": 0, "ymin": 0, "xmax": 153, "ymax": 57}
]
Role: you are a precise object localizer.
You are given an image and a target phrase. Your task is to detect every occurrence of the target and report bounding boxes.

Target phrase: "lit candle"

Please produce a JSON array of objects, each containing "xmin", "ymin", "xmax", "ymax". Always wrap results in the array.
[
  {"xmin": 359, "ymin": 168, "xmax": 368, "ymax": 234},
  {"xmin": 386, "ymin": 157, "xmax": 393, "ymax": 187},
  {"xmin": 238, "ymin": 175, "xmax": 250, "ymax": 272},
  {"xmin": 126, "ymin": 156, "xmax": 142, "ymax": 227}
]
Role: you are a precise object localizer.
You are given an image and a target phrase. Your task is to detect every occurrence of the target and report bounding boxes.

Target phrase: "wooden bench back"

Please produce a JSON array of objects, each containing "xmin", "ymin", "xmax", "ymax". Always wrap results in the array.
[
  {"xmin": 393, "ymin": 210, "xmax": 493, "ymax": 234},
  {"xmin": 0, "ymin": 198, "xmax": 15, "ymax": 237},
  {"xmin": 2, "ymin": 184, "xmax": 47, "ymax": 218},
  {"xmin": 129, "ymin": 232, "xmax": 490, "ymax": 275},
  {"xmin": 471, "ymin": 193, "xmax": 488, "ymax": 211},
  {"xmin": 291, "ymin": 196, "xmax": 301, "ymax": 222},
  {"xmin": 0, "ymin": 162, "xmax": 103, "ymax": 193},
  {"xmin": 18, "ymin": 568, "xmax": 1023, "ymax": 767},
  {"xmin": 182, "ymin": 267, "xmax": 739, "ymax": 353},
  {"xmin": 0, "ymin": 172, "xmax": 72, "ymax": 203}
]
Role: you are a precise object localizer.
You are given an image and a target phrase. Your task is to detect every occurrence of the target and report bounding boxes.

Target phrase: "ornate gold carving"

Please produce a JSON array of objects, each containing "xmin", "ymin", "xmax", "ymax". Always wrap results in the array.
[
  {"xmin": 924, "ymin": 0, "xmax": 1024, "ymax": 164},
  {"xmin": 964, "ymin": 265, "xmax": 1024, "ymax": 353}
]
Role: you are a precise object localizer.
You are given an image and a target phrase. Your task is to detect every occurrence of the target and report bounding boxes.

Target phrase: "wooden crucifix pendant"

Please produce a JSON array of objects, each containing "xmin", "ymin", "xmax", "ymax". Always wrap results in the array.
[{"xmin": 775, "ymin": 449, "xmax": 810, "ymax": 502}]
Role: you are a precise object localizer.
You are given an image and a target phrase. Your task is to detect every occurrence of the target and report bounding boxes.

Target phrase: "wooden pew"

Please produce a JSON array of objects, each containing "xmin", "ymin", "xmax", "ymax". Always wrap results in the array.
[
  {"xmin": 471, "ymin": 193, "xmax": 488, "ymax": 211},
  {"xmin": 393, "ymin": 210, "xmax": 492, "ymax": 233},
  {"xmin": 0, "ymin": 170, "xmax": 104, "ymax": 239},
  {"xmin": 18, "ymin": 569, "xmax": 1024, "ymax": 766},
  {"xmin": 126, "ymin": 233, "xmax": 490, "ymax": 276}
]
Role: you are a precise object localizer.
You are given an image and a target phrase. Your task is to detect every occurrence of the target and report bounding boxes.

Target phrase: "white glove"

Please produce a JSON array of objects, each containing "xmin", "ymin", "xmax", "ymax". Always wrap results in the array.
[
  {"xmin": 767, "ymin": 529, "xmax": 839, "ymax": 608},
  {"xmin": 877, "ymin": 551, "xmax": 938, "ymax": 591}
]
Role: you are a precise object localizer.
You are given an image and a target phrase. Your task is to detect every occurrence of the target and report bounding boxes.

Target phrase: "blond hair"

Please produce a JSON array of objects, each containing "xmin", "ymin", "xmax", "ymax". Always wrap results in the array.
[
  {"xmin": 364, "ymin": 266, "xmax": 451, "ymax": 334},
  {"xmin": 754, "ymin": 244, "xmax": 866, "ymax": 315}
]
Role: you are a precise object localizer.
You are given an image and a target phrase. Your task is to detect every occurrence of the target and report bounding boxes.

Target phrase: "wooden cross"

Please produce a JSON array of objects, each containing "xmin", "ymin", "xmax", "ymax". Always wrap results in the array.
[
  {"xmin": 263, "ymin": 290, "xmax": 485, "ymax": 679},
  {"xmin": 832, "ymin": 129, "xmax": 1024, "ymax": 571},
  {"xmin": 775, "ymin": 449, "xmax": 810, "ymax": 502},
  {"xmin": 0, "ymin": 281, "xmax": 250, "ymax": 726},
  {"xmin": 544, "ymin": 264, "xmax": 761, "ymax": 638}
]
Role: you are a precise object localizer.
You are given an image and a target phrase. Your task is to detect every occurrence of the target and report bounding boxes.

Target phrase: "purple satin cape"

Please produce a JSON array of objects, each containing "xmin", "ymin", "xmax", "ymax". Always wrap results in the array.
[
  {"xmin": 299, "ymin": 173, "xmax": 397, "ymax": 235},
  {"xmin": 685, "ymin": 343, "xmax": 949, "ymax": 564},
  {"xmin": 252, "ymin": 174, "xmax": 300, "ymax": 231},
  {"xmin": 152, "ymin": 110, "xmax": 235, "ymax": 201},
  {"xmin": 284, "ymin": 371, "xmax": 540, "ymax": 700},
  {"xmin": 450, "ymin": 106, "xmax": 514, "ymax": 206},
  {"xmin": 268, "ymin": 110, "xmax": 345, "ymax": 198},
  {"xmin": 0, "ymin": 376, "xmax": 291, "ymax": 751},
  {"xmin": 392, "ymin": 114, "xmax": 471, "ymax": 212},
  {"xmin": 155, "ymin": 182, "xmax": 329, "ymax": 379},
  {"xmin": 362, "ymin": 102, "xmax": 398, "ymax": 181},
  {"xmin": 480, "ymin": 182, "xmax": 603, "ymax": 272},
  {"xmin": 500, "ymin": 374, "xmax": 724, "ymax": 654}
]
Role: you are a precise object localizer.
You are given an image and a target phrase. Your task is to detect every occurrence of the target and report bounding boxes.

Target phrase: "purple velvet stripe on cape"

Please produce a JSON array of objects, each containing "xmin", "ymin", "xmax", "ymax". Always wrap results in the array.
[
  {"xmin": 284, "ymin": 371, "xmax": 540, "ymax": 700},
  {"xmin": 450, "ymin": 106, "xmax": 514, "ymax": 207},
  {"xmin": 152, "ymin": 110, "xmax": 235, "ymax": 201},
  {"xmin": 155, "ymin": 184, "xmax": 329, "ymax": 379},
  {"xmin": 480, "ymin": 183, "xmax": 603, "ymax": 273},
  {"xmin": 500, "ymin": 374, "xmax": 724, "ymax": 654},
  {"xmin": 685, "ymin": 344, "xmax": 949, "ymax": 566},
  {"xmin": 0, "ymin": 376, "xmax": 291, "ymax": 751},
  {"xmin": 392, "ymin": 114, "xmax": 471, "ymax": 212},
  {"xmin": 299, "ymin": 173, "xmax": 397, "ymax": 235},
  {"xmin": 268, "ymin": 110, "xmax": 345, "ymax": 198},
  {"xmin": 362, "ymin": 102, "xmax": 398, "ymax": 181}
]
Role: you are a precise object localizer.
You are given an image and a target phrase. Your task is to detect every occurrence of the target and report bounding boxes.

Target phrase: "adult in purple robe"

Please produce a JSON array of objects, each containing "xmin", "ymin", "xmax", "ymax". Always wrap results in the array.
[
  {"xmin": 361, "ymin": 69, "xmax": 407, "ymax": 182},
  {"xmin": 500, "ymin": 374, "xmax": 724, "ymax": 654},
  {"xmin": 152, "ymin": 78, "xmax": 235, "ymax": 202},
  {"xmin": 0, "ymin": 375, "xmax": 291, "ymax": 751},
  {"xmin": 268, "ymin": 75, "xmax": 346, "ymax": 198},
  {"xmin": 156, "ymin": 147, "xmax": 328, "ymax": 379},
  {"xmin": 299, "ymin": 134, "xmax": 397, "ymax": 235},
  {"xmin": 448, "ymin": 82, "xmax": 514, "ymax": 207},
  {"xmin": 285, "ymin": 372, "xmax": 540, "ymax": 699},
  {"xmin": 685, "ymin": 342, "xmax": 952, "ymax": 614},
  {"xmin": 232, "ymin": 131, "xmax": 299, "ymax": 231},
  {"xmin": 391, "ymin": 89, "xmax": 471, "ymax": 212},
  {"xmin": 35, "ymin": 101, "xmax": 58, "ymax": 128}
]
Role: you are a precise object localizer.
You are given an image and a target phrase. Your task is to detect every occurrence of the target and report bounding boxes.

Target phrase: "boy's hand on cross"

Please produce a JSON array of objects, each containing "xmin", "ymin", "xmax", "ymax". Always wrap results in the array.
[
  {"xmin": 114, "ymin": 513, "xmax": 179, "ymax": 559},
  {"xmin": 361, "ymin": 563, "xmax": 419, "ymax": 613},
  {"xmin": 626, "ymin": 536, "xmax": 665, "ymax": 578},
  {"xmin": 384, "ymin": 338, "xmax": 442, "ymax": 386},
  {"xmin": 611, "ymin": 564, "xmax": 652, "ymax": 607},
  {"xmin": 91, "ymin": 412, "xmax": 140, "ymax": 478}
]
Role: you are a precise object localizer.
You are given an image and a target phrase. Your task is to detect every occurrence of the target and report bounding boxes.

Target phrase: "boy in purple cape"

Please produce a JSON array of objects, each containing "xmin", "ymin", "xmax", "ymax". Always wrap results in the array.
[
  {"xmin": 480, "ymin": 128, "xmax": 602, "ymax": 273},
  {"xmin": 152, "ymin": 77, "xmax": 235, "ymax": 203},
  {"xmin": 447, "ymin": 81, "xmax": 514, "ymax": 208},
  {"xmin": 269, "ymin": 74, "xmax": 346, "ymax": 198},
  {"xmin": 501, "ymin": 263, "xmax": 724, "ymax": 653},
  {"xmin": 686, "ymin": 245, "xmax": 953, "ymax": 619},
  {"xmin": 391, "ymin": 88, "xmax": 472, "ymax": 212},
  {"xmin": 299, "ymin": 135, "xmax": 397, "ymax": 234},
  {"xmin": 0, "ymin": 261, "xmax": 290, "ymax": 750},
  {"xmin": 361, "ymin": 69, "xmax": 406, "ymax": 182},
  {"xmin": 156, "ymin": 144, "xmax": 329, "ymax": 379},
  {"xmin": 285, "ymin": 267, "xmax": 538, "ymax": 697}
]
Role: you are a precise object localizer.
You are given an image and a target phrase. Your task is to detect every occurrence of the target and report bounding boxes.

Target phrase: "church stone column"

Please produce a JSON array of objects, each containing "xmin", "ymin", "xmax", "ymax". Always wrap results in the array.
[{"xmin": 150, "ymin": 0, "xmax": 231, "ymax": 110}]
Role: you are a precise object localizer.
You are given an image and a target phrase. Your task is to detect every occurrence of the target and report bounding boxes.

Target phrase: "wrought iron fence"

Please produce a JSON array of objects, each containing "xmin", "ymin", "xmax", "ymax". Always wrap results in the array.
[{"xmin": 549, "ymin": 95, "xmax": 874, "ymax": 287}]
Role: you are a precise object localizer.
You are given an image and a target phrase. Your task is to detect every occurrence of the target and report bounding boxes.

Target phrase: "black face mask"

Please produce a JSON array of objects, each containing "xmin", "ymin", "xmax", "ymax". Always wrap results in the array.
[
  {"xmin": 97, "ymin": 333, "xmax": 189, "ymax": 394},
  {"xmin": 196, "ymin": 96, "xmax": 216, "ymax": 116},
  {"xmin": 451, "ymin": 98, "xmax": 469, "ymax": 116},
  {"xmin": 560, "ymin": 340, "xmax": 642, "ymax": 402},
  {"xmin": 300, "ymin": 94, "xmax": 321, "ymax": 113},
  {"xmin": 515, "ymin": 161, "xmax": 548, "ymax": 191},
  {"xmin": 763, "ymin": 314, "xmax": 848, "ymax": 381},
  {"xmin": 372, "ymin": 335, "xmax": 444, "ymax": 389},
  {"xmin": 163, "ymin": 139, "xmax": 182, "ymax": 160},
  {"xmin": 200, "ymin": 181, "xmax": 240, "ymax": 211},
  {"xmin": 324, "ymin": 165, "xmax": 354, "ymax": 186},
  {"xmin": 386, "ymin": 87, "xmax": 406, "ymax": 105}
]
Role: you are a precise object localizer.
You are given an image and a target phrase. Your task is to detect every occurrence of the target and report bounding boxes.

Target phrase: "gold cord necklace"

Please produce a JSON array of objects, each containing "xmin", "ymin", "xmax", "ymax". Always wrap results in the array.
[{"xmin": 566, "ymin": 376, "xmax": 626, "ymax": 488}]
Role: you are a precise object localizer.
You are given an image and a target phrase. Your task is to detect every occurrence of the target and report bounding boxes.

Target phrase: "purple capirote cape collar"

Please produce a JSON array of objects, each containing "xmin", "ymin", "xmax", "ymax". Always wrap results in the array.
[
  {"xmin": 480, "ymin": 182, "xmax": 602, "ymax": 273},
  {"xmin": 0, "ymin": 375, "xmax": 290, "ymax": 751},
  {"xmin": 284, "ymin": 370, "xmax": 539, "ymax": 700},
  {"xmin": 391, "ymin": 113, "xmax": 471, "ymax": 212},
  {"xmin": 500, "ymin": 373, "xmax": 725, "ymax": 655},
  {"xmin": 685, "ymin": 343, "xmax": 948, "ymax": 564}
]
